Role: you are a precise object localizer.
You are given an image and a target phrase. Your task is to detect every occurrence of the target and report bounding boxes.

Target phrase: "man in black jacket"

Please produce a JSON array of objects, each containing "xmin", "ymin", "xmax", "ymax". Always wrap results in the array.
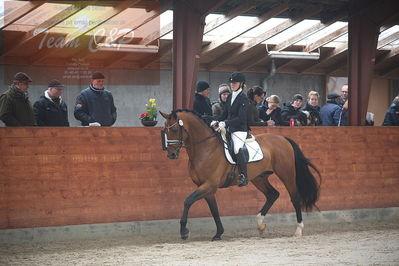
[
  {"xmin": 74, "ymin": 72, "xmax": 117, "ymax": 127},
  {"xmin": 34, "ymin": 80, "xmax": 69, "ymax": 127},
  {"xmin": 0, "ymin": 72, "xmax": 35, "ymax": 126},
  {"xmin": 211, "ymin": 72, "xmax": 250, "ymax": 187},
  {"xmin": 281, "ymin": 94, "xmax": 307, "ymax": 126},
  {"xmin": 193, "ymin": 80, "xmax": 212, "ymax": 124}
]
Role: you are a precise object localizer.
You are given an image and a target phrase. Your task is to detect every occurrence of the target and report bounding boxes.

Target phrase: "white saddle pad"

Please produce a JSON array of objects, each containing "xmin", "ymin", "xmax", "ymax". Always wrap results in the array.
[{"xmin": 221, "ymin": 130, "xmax": 263, "ymax": 165}]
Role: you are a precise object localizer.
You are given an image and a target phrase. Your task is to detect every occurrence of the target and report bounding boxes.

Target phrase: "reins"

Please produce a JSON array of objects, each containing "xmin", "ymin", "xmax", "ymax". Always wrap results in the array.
[{"xmin": 162, "ymin": 117, "xmax": 217, "ymax": 154}]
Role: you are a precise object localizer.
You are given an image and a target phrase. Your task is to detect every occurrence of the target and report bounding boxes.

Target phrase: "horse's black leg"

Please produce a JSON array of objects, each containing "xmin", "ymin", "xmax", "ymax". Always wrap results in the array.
[
  {"xmin": 205, "ymin": 194, "xmax": 224, "ymax": 241},
  {"xmin": 180, "ymin": 188, "xmax": 210, "ymax": 240},
  {"xmin": 291, "ymin": 192, "xmax": 304, "ymax": 237},
  {"xmin": 251, "ymin": 177, "xmax": 279, "ymax": 231},
  {"xmin": 291, "ymin": 192, "xmax": 303, "ymax": 223},
  {"xmin": 259, "ymin": 186, "xmax": 280, "ymax": 216}
]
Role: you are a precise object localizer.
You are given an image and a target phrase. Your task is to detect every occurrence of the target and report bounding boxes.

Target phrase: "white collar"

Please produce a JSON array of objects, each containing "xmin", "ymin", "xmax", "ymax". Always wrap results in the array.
[
  {"xmin": 45, "ymin": 90, "xmax": 62, "ymax": 103},
  {"xmin": 231, "ymin": 88, "xmax": 242, "ymax": 104}
]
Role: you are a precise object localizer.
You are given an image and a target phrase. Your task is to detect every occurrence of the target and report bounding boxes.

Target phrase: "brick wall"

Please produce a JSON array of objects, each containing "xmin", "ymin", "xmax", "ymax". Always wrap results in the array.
[{"xmin": 0, "ymin": 127, "xmax": 398, "ymax": 229}]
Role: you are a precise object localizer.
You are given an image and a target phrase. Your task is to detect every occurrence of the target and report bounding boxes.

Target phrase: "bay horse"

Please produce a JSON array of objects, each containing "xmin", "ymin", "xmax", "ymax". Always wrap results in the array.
[{"xmin": 160, "ymin": 110, "xmax": 320, "ymax": 241}]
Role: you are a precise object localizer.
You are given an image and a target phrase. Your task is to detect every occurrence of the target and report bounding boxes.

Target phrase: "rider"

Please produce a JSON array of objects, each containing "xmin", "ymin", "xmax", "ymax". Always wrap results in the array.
[{"xmin": 211, "ymin": 72, "xmax": 250, "ymax": 187}]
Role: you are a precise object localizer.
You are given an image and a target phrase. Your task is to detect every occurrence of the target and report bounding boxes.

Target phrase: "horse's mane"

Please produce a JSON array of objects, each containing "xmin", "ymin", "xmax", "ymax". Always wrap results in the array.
[
  {"xmin": 172, "ymin": 109, "xmax": 209, "ymax": 127},
  {"xmin": 171, "ymin": 109, "xmax": 223, "ymax": 144}
]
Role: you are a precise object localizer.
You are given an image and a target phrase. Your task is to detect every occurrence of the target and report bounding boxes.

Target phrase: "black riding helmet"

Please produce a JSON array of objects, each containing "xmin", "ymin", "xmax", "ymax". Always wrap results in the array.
[{"xmin": 229, "ymin": 72, "xmax": 245, "ymax": 83}]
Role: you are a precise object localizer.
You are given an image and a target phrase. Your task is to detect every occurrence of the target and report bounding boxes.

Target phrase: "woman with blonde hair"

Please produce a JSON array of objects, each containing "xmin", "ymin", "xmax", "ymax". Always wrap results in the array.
[
  {"xmin": 302, "ymin": 90, "xmax": 322, "ymax": 126},
  {"xmin": 259, "ymin": 95, "xmax": 282, "ymax": 126}
]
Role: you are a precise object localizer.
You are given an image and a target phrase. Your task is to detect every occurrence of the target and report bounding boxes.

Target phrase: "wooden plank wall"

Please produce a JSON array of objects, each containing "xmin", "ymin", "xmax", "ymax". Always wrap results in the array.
[{"xmin": 0, "ymin": 127, "xmax": 398, "ymax": 229}]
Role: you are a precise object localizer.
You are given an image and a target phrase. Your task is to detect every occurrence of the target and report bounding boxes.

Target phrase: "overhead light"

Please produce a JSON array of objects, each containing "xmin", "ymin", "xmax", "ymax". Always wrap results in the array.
[
  {"xmin": 267, "ymin": 50, "xmax": 320, "ymax": 60},
  {"xmin": 96, "ymin": 43, "xmax": 159, "ymax": 53},
  {"xmin": 265, "ymin": 45, "xmax": 320, "ymax": 60}
]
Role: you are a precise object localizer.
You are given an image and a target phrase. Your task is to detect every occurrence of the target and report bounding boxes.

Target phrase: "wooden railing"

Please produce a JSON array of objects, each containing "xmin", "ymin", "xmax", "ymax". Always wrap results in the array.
[{"xmin": 0, "ymin": 127, "xmax": 398, "ymax": 229}]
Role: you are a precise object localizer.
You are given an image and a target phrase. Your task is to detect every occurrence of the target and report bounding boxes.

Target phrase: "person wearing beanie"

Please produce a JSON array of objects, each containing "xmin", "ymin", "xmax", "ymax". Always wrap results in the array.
[
  {"xmin": 211, "ymin": 72, "xmax": 250, "ymax": 187},
  {"xmin": 33, "ymin": 79, "xmax": 69, "ymax": 126},
  {"xmin": 193, "ymin": 80, "xmax": 212, "ymax": 123},
  {"xmin": 281, "ymin": 93, "xmax": 307, "ymax": 126},
  {"xmin": 212, "ymin": 83, "xmax": 230, "ymax": 119},
  {"xmin": 74, "ymin": 72, "xmax": 117, "ymax": 127},
  {"xmin": 0, "ymin": 72, "xmax": 35, "ymax": 126}
]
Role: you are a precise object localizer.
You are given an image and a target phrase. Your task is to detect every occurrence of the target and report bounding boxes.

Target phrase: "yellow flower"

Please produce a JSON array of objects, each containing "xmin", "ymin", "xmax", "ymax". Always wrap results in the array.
[{"xmin": 140, "ymin": 98, "xmax": 158, "ymax": 121}]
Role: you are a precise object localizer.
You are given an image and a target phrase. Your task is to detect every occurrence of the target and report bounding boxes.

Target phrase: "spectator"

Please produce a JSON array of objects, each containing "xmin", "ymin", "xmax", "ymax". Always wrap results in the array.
[
  {"xmin": 211, "ymin": 72, "xmax": 249, "ymax": 187},
  {"xmin": 212, "ymin": 83, "xmax": 230, "ymax": 120},
  {"xmin": 193, "ymin": 81, "xmax": 212, "ymax": 123},
  {"xmin": 247, "ymin": 86, "xmax": 267, "ymax": 126},
  {"xmin": 320, "ymin": 93, "xmax": 345, "ymax": 126},
  {"xmin": 339, "ymin": 84, "xmax": 349, "ymax": 126},
  {"xmin": 34, "ymin": 80, "xmax": 69, "ymax": 127},
  {"xmin": 341, "ymin": 84, "xmax": 348, "ymax": 103},
  {"xmin": 259, "ymin": 95, "xmax": 283, "ymax": 126},
  {"xmin": 0, "ymin": 72, "xmax": 35, "ymax": 126},
  {"xmin": 382, "ymin": 95, "xmax": 399, "ymax": 126},
  {"xmin": 302, "ymin": 91, "xmax": 322, "ymax": 126},
  {"xmin": 74, "ymin": 72, "xmax": 117, "ymax": 127},
  {"xmin": 281, "ymin": 94, "xmax": 307, "ymax": 126}
]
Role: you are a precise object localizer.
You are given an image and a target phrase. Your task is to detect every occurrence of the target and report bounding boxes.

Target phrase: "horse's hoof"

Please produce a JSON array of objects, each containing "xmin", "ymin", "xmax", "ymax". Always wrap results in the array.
[
  {"xmin": 257, "ymin": 223, "xmax": 266, "ymax": 231},
  {"xmin": 180, "ymin": 228, "xmax": 189, "ymax": 240},
  {"xmin": 212, "ymin": 235, "xmax": 222, "ymax": 241},
  {"xmin": 293, "ymin": 232, "xmax": 302, "ymax": 238}
]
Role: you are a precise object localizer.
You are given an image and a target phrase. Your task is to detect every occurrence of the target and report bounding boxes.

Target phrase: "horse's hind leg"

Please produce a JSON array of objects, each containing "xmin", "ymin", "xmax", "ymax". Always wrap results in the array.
[
  {"xmin": 251, "ymin": 176, "xmax": 279, "ymax": 232},
  {"xmin": 291, "ymin": 192, "xmax": 304, "ymax": 237},
  {"xmin": 204, "ymin": 194, "xmax": 224, "ymax": 241}
]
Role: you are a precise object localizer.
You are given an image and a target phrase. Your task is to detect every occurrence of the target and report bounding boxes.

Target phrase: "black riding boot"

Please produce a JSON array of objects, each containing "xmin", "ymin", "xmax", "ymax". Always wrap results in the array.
[{"xmin": 236, "ymin": 148, "xmax": 248, "ymax": 187}]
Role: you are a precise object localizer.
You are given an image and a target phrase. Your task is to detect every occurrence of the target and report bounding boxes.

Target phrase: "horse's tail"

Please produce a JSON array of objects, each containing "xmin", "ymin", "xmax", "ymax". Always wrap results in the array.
[{"xmin": 284, "ymin": 137, "xmax": 321, "ymax": 211}]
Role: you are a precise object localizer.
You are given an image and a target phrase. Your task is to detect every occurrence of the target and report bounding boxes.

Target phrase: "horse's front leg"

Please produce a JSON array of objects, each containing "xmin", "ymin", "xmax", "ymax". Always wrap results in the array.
[
  {"xmin": 180, "ymin": 185, "xmax": 213, "ymax": 240},
  {"xmin": 204, "ymin": 194, "xmax": 224, "ymax": 241}
]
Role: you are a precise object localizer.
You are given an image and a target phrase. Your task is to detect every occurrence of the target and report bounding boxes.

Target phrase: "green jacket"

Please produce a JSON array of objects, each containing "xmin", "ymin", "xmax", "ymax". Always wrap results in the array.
[{"xmin": 0, "ymin": 87, "xmax": 35, "ymax": 126}]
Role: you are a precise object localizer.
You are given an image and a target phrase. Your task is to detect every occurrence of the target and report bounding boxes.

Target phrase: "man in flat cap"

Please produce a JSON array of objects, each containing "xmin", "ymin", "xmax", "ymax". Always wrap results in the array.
[
  {"xmin": 0, "ymin": 72, "xmax": 36, "ymax": 126},
  {"xmin": 320, "ymin": 93, "xmax": 346, "ymax": 126},
  {"xmin": 33, "ymin": 79, "xmax": 69, "ymax": 126},
  {"xmin": 74, "ymin": 72, "xmax": 117, "ymax": 127}
]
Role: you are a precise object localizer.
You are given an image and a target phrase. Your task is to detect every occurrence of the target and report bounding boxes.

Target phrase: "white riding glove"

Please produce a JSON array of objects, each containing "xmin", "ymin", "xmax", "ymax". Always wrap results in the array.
[
  {"xmin": 210, "ymin": 120, "xmax": 218, "ymax": 127},
  {"xmin": 89, "ymin": 122, "xmax": 101, "ymax": 127},
  {"xmin": 218, "ymin": 121, "xmax": 226, "ymax": 130}
]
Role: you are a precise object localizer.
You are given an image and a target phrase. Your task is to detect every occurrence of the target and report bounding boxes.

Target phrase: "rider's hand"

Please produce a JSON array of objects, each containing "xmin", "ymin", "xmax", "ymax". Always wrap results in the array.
[
  {"xmin": 89, "ymin": 122, "xmax": 101, "ymax": 127},
  {"xmin": 218, "ymin": 121, "xmax": 226, "ymax": 130},
  {"xmin": 210, "ymin": 120, "xmax": 218, "ymax": 127}
]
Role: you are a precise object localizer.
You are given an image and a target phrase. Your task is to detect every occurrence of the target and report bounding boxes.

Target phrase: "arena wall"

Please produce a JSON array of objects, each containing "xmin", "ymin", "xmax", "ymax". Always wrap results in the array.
[{"xmin": 0, "ymin": 126, "xmax": 398, "ymax": 229}]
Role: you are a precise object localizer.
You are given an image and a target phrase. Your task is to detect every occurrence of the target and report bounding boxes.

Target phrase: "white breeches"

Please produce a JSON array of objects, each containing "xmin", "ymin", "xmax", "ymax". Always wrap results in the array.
[{"xmin": 231, "ymin": 131, "xmax": 247, "ymax": 154}]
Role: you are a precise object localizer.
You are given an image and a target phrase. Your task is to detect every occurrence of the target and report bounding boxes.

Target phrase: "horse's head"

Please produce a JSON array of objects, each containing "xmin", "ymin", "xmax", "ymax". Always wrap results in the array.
[{"xmin": 160, "ymin": 110, "xmax": 188, "ymax": 159}]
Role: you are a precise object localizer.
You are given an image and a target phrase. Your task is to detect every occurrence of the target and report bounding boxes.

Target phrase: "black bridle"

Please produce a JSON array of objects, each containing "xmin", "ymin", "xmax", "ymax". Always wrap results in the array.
[{"xmin": 161, "ymin": 118, "xmax": 216, "ymax": 156}]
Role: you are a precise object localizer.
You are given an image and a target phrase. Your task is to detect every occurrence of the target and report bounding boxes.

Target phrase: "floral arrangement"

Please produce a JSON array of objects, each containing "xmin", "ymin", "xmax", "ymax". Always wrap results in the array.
[{"xmin": 139, "ymin": 98, "xmax": 158, "ymax": 121}]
